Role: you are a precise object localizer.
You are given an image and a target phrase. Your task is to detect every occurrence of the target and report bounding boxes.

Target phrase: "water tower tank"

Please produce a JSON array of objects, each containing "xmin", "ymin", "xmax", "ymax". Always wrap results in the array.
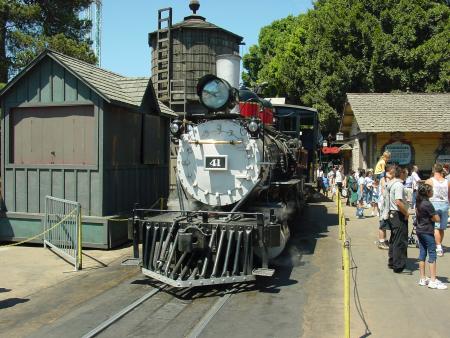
[{"xmin": 149, "ymin": 1, "xmax": 244, "ymax": 115}]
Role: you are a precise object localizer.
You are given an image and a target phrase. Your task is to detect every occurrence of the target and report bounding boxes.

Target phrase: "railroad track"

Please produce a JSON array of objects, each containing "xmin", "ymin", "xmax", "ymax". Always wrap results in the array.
[{"xmin": 81, "ymin": 283, "xmax": 236, "ymax": 338}]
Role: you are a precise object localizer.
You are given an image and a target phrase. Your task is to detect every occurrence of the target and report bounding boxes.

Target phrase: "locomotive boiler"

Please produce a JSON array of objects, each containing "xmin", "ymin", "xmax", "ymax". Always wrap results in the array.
[{"xmin": 133, "ymin": 75, "xmax": 305, "ymax": 287}]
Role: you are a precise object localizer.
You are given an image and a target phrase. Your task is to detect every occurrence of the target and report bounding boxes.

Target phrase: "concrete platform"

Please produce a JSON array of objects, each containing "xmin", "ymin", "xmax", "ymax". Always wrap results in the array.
[
  {"xmin": 1, "ymin": 197, "xmax": 448, "ymax": 338},
  {"xmin": 343, "ymin": 202, "xmax": 450, "ymax": 338},
  {"xmin": 0, "ymin": 243, "xmax": 135, "ymax": 301}
]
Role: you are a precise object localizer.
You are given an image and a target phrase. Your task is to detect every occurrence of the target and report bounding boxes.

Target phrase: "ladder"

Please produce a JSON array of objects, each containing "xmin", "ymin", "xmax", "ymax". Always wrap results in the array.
[
  {"xmin": 170, "ymin": 79, "xmax": 186, "ymax": 116},
  {"xmin": 156, "ymin": 8, "xmax": 172, "ymax": 101}
]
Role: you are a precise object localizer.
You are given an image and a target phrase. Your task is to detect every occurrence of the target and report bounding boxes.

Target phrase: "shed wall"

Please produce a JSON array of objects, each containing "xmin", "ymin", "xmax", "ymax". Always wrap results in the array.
[
  {"xmin": 102, "ymin": 104, "xmax": 170, "ymax": 215},
  {"xmin": 1, "ymin": 58, "xmax": 102, "ymax": 216}
]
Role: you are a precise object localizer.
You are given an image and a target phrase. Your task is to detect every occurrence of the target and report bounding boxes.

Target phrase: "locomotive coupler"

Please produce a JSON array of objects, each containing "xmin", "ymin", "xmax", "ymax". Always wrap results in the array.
[{"xmin": 178, "ymin": 226, "xmax": 209, "ymax": 252}]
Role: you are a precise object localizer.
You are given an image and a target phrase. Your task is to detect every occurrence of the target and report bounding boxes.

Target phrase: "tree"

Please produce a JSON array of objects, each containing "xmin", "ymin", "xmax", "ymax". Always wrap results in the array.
[
  {"xmin": 0, "ymin": 0, "xmax": 96, "ymax": 84},
  {"xmin": 243, "ymin": 0, "xmax": 450, "ymax": 132}
]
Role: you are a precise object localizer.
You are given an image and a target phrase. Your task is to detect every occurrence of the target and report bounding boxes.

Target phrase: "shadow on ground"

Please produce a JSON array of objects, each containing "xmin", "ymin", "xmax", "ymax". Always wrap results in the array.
[{"xmin": 0, "ymin": 297, "xmax": 29, "ymax": 309}]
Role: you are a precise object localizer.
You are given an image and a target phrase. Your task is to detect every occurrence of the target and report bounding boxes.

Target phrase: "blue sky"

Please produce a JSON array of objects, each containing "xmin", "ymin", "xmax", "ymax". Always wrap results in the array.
[{"xmin": 101, "ymin": 0, "xmax": 313, "ymax": 77}]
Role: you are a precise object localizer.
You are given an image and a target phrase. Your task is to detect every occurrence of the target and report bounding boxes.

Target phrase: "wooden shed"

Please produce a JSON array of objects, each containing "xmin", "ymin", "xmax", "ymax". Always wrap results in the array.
[{"xmin": 0, "ymin": 49, "xmax": 176, "ymax": 248}]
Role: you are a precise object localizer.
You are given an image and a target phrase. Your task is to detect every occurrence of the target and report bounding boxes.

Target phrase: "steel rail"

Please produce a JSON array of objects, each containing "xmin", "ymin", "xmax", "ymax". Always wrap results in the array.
[
  {"xmin": 186, "ymin": 289, "xmax": 234, "ymax": 338},
  {"xmin": 81, "ymin": 286, "xmax": 165, "ymax": 338}
]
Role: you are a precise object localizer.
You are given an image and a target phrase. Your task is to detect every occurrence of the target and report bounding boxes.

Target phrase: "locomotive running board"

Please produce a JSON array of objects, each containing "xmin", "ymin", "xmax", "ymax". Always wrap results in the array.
[{"xmin": 142, "ymin": 268, "xmax": 255, "ymax": 288}]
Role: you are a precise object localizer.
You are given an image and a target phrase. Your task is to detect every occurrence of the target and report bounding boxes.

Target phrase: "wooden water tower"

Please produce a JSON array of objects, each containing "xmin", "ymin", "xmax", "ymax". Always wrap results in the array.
[{"xmin": 149, "ymin": 1, "xmax": 244, "ymax": 115}]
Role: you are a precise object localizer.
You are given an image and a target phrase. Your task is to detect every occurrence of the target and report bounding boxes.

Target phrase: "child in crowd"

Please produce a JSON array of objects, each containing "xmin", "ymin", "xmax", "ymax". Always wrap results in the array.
[
  {"xmin": 371, "ymin": 178, "xmax": 380, "ymax": 217},
  {"xmin": 416, "ymin": 183, "xmax": 447, "ymax": 290}
]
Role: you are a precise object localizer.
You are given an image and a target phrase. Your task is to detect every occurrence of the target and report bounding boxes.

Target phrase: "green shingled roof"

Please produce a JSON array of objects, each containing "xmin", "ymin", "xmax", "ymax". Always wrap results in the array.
[{"xmin": 0, "ymin": 49, "xmax": 176, "ymax": 117}]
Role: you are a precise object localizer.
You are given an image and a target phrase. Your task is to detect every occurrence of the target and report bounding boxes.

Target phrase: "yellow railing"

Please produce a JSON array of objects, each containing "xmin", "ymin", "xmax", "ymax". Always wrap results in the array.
[{"xmin": 336, "ymin": 192, "xmax": 351, "ymax": 338}]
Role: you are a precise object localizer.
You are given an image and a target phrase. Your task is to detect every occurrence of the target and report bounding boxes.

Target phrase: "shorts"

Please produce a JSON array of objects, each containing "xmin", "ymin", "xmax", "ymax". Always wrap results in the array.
[
  {"xmin": 379, "ymin": 219, "xmax": 390, "ymax": 230},
  {"xmin": 417, "ymin": 233, "xmax": 437, "ymax": 263},
  {"xmin": 375, "ymin": 172, "xmax": 385, "ymax": 180},
  {"xmin": 431, "ymin": 201, "xmax": 449, "ymax": 230}
]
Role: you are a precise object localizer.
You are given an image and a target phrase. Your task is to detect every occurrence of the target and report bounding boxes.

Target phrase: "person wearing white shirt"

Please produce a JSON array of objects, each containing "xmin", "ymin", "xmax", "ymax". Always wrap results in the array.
[
  {"xmin": 364, "ymin": 171, "xmax": 374, "ymax": 206},
  {"xmin": 411, "ymin": 165, "xmax": 421, "ymax": 208},
  {"xmin": 335, "ymin": 166, "xmax": 343, "ymax": 193}
]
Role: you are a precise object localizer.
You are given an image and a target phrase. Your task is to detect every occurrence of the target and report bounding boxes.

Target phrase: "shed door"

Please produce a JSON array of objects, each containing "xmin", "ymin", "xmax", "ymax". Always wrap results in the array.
[{"xmin": 11, "ymin": 105, "xmax": 95, "ymax": 165}]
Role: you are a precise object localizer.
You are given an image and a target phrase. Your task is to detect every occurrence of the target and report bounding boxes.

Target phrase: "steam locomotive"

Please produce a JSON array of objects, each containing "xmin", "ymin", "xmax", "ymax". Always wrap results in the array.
[{"xmin": 132, "ymin": 75, "xmax": 307, "ymax": 287}]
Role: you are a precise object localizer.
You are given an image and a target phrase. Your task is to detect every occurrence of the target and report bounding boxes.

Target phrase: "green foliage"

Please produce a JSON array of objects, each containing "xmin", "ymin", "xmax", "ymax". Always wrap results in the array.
[
  {"xmin": 0, "ymin": 0, "xmax": 96, "ymax": 83},
  {"xmin": 243, "ymin": 0, "xmax": 450, "ymax": 132}
]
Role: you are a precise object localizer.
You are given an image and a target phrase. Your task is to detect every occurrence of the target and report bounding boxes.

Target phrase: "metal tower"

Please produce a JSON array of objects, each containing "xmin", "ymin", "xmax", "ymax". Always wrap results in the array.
[{"xmin": 81, "ymin": 1, "xmax": 102, "ymax": 66}]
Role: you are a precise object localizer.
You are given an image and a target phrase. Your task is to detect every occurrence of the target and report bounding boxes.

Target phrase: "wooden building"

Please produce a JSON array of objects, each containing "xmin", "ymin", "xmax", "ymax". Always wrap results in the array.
[
  {"xmin": 0, "ymin": 49, "xmax": 176, "ymax": 248},
  {"xmin": 340, "ymin": 93, "xmax": 450, "ymax": 173}
]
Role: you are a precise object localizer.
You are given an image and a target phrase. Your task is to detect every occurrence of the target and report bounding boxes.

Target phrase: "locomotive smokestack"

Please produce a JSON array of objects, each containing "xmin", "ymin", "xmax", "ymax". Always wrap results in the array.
[{"xmin": 189, "ymin": 0, "xmax": 200, "ymax": 14}]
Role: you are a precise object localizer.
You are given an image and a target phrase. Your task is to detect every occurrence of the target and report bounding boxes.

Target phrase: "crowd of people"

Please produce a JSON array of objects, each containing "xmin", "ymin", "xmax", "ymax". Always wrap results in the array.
[{"xmin": 317, "ymin": 151, "xmax": 449, "ymax": 290}]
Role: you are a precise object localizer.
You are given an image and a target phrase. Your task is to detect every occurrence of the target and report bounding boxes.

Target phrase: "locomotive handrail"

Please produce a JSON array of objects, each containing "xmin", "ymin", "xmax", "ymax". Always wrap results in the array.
[
  {"xmin": 133, "ymin": 208, "xmax": 264, "ymax": 218},
  {"xmin": 188, "ymin": 139, "xmax": 243, "ymax": 145}
]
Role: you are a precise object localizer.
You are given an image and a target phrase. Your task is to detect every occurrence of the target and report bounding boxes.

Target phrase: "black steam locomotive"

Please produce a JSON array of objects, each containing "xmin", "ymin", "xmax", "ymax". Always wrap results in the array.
[{"xmin": 132, "ymin": 75, "xmax": 309, "ymax": 287}]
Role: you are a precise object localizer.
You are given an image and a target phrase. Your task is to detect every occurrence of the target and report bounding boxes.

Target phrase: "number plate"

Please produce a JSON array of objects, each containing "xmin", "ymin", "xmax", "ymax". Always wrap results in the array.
[{"xmin": 205, "ymin": 156, "xmax": 227, "ymax": 170}]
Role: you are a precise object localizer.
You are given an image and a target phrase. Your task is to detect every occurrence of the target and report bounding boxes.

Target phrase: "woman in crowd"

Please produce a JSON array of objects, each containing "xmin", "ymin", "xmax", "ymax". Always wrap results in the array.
[
  {"xmin": 425, "ymin": 163, "xmax": 450, "ymax": 257},
  {"xmin": 411, "ymin": 165, "xmax": 421, "ymax": 209},
  {"xmin": 346, "ymin": 170, "xmax": 358, "ymax": 207},
  {"xmin": 365, "ymin": 170, "xmax": 374, "ymax": 207},
  {"xmin": 357, "ymin": 169, "xmax": 366, "ymax": 218},
  {"xmin": 404, "ymin": 168, "xmax": 414, "ymax": 207},
  {"xmin": 416, "ymin": 183, "xmax": 447, "ymax": 289}
]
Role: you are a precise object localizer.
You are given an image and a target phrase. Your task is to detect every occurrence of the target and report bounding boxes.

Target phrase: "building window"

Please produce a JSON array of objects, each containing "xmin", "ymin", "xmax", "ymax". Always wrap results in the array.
[{"xmin": 10, "ymin": 105, "xmax": 95, "ymax": 165}]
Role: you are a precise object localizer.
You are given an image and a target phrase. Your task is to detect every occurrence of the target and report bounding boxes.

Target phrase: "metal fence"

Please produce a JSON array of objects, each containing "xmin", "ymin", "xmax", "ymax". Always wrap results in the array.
[{"xmin": 44, "ymin": 196, "xmax": 82, "ymax": 271}]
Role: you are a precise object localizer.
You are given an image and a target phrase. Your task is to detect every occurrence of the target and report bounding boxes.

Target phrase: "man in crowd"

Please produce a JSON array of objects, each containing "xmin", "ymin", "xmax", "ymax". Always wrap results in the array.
[
  {"xmin": 376, "ymin": 164, "xmax": 396, "ymax": 249},
  {"xmin": 387, "ymin": 166, "xmax": 409, "ymax": 273}
]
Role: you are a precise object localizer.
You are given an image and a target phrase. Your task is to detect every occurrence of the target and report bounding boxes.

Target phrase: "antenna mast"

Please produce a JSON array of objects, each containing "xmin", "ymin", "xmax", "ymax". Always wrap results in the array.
[{"xmin": 81, "ymin": 1, "xmax": 102, "ymax": 66}]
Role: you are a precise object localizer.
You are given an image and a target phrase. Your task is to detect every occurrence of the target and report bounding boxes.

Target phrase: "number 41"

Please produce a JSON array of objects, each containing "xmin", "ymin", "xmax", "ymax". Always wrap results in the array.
[{"xmin": 209, "ymin": 159, "xmax": 221, "ymax": 167}]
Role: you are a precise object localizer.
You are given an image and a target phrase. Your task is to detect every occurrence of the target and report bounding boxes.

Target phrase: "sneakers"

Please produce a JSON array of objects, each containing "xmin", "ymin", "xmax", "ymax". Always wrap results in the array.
[
  {"xmin": 436, "ymin": 248, "xmax": 444, "ymax": 257},
  {"xmin": 428, "ymin": 279, "xmax": 448, "ymax": 290},
  {"xmin": 418, "ymin": 277, "xmax": 430, "ymax": 286},
  {"xmin": 376, "ymin": 241, "xmax": 389, "ymax": 250}
]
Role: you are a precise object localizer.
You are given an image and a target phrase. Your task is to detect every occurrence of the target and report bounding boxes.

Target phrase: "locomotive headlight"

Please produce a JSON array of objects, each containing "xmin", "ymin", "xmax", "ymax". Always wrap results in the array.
[
  {"xmin": 170, "ymin": 120, "xmax": 183, "ymax": 138},
  {"xmin": 170, "ymin": 123, "xmax": 180, "ymax": 134},
  {"xmin": 247, "ymin": 118, "xmax": 261, "ymax": 138},
  {"xmin": 248, "ymin": 120, "xmax": 260, "ymax": 133},
  {"xmin": 197, "ymin": 75, "xmax": 236, "ymax": 112}
]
